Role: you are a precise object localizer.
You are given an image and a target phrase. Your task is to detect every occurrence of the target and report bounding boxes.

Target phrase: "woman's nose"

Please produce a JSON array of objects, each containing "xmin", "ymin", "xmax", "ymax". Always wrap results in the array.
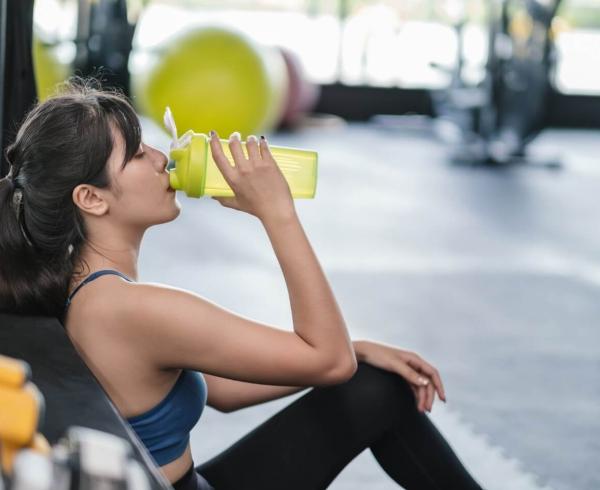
[
  {"xmin": 154, "ymin": 148, "xmax": 169, "ymax": 172},
  {"xmin": 145, "ymin": 143, "xmax": 169, "ymax": 171}
]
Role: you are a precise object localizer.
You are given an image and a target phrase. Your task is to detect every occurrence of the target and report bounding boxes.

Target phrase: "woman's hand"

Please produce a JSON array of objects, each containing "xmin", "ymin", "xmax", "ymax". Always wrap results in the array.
[
  {"xmin": 209, "ymin": 131, "xmax": 296, "ymax": 224},
  {"xmin": 353, "ymin": 340, "xmax": 446, "ymax": 413}
]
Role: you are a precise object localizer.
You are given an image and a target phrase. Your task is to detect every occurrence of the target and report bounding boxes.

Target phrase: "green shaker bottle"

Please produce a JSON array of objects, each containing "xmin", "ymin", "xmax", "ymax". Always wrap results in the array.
[{"xmin": 164, "ymin": 107, "xmax": 318, "ymax": 199}]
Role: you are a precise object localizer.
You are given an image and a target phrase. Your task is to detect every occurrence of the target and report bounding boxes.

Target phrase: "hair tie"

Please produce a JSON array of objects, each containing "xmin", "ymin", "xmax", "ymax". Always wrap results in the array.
[
  {"xmin": 12, "ymin": 188, "xmax": 23, "ymax": 220},
  {"xmin": 12, "ymin": 187, "xmax": 33, "ymax": 247},
  {"xmin": 4, "ymin": 167, "xmax": 30, "ymax": 244},
  {"xmin": 5, "ymin": 166, "xmax": 23, "ymax": 217}
]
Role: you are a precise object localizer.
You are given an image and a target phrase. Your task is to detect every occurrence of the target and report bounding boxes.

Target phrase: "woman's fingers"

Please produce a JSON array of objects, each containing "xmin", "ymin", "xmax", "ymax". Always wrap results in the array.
[
  {"xmin": 409, "ymin": 372, "xmax": 434, "ymax": 412},
  {"xmin": 409, "ymin": 384, "xmax": 424, "ymax": 412},
  {"xmin": 425, "ymin": 381, "xmax": 435, "ymax": 412},
  {"xmin": 245, "ymin": 135, "xmax": 261, "ymax": 162},
  {"xmin": 416, "ymin": 385, "xmax": 425, "ymax": 412},
  {"xmin": 406, "ymin": 355, "xmax": 446, "ymax": 402},
  {"xmin": 417, "ymin": 385, "xmax": 428, "ymax": 412},
  {"xmin": 208, "ymin": 131, "xmax": 236, "ymax": 183},
  {"xmin": 228, "ymin": 132, "xmax": 252, "ymax": 172},
  {"xmin": 211, "ymin": 195, "xmax": 240, "ymax": 210},
  {"xmin": 396, "ymin": 361, "xmax": 430, "ymax": 389},
  {"xmin": 260, "ymin": 136, "xmax": 281, "ymax": 168},
  {"xmin": 396, "ymin": 355, "xmax": 439, "ymax": 412}
]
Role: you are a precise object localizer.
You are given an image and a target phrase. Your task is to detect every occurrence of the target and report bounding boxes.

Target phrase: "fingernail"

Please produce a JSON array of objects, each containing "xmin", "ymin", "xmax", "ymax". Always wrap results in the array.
[
  {"xmin": 231, "ymin": 132, "xmax": 240, "ymax": 141},
  {"xmin": 209, "ymin": 130, "xmax": 215, "ymax": 138},
  {"xmin": 260, "ymin": 135, "xmax": 266, "ymax": 140}
]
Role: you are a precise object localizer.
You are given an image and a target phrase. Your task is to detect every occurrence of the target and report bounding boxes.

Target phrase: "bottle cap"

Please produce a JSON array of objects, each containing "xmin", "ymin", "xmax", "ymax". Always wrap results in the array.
[{"xmin": 163, "ymin": 107, "xmax": 208, "ymax": 197}]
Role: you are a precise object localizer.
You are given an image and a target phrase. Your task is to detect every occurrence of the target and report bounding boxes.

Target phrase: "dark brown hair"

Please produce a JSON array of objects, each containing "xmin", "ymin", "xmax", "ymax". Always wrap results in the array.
[{"xmin": 0, "ymin": 77, "xmax": 141, "ymax": 318}]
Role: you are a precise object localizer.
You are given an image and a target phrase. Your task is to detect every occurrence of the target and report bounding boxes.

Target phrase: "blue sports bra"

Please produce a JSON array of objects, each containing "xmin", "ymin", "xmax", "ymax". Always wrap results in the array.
[{"xmin": 64, "ymin": 269, "xmax": 208, "ymax": 466}]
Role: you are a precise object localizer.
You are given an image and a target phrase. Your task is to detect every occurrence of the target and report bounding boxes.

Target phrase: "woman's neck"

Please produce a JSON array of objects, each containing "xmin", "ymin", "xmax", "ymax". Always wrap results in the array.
[{"xmin": 73, "ymin": 235, "xmax": 142, "ymax": 284}]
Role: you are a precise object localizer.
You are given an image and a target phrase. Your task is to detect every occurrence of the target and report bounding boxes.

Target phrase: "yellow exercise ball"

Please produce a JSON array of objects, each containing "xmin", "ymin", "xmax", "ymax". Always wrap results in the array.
[
  {"xmin": 130, "ymin": 25, "xmax": 288, "ymax": 138},
  {"xmin": 32, "ymin": 35, "xmax": 72, "ymax": 101}
]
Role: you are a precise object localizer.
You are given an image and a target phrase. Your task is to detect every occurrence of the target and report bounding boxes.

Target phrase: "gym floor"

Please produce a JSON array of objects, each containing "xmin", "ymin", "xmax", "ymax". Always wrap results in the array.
[{"xmin": 139, "ymin": 117, "xmax": 599, "ymax": 490}]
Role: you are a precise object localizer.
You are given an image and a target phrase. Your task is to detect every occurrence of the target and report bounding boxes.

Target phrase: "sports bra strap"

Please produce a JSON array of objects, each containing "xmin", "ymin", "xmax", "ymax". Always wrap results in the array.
[{"xmin": 65, "ymin": 269, "xmax": 134, "ymax": 309}]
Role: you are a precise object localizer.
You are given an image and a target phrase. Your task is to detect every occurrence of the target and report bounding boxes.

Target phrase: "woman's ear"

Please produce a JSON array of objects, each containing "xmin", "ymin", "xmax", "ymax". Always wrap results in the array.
[{"xmin": 72, "ymin": 184, "xmax": 110, "ymax": 217}]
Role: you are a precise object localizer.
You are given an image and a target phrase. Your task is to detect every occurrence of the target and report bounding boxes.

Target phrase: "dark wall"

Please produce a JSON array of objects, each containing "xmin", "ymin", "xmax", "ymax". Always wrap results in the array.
[
  {"xmin": 546, "ymin": 91, "xmax": 600, "ymax": 128},
  {"xmin": 0, "ymin": 0, "xmax": 37, "ymax": 179},
  {"xmin": 0, "ymin": 0, "xmax": 5, "ymax": 176},
  {"xmin": 314, "ymin": 83, "xmax": 600, "ymax": 129},
  {"xmin": 314, "ymin": 83, "xmax": 433, "ymax": 121}
]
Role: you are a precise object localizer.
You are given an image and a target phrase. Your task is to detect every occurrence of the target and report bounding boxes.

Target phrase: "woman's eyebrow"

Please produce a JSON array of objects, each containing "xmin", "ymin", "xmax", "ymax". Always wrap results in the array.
[{"xmin": 119, "ymin": 140, "xmax": 145, "ymax": 170}]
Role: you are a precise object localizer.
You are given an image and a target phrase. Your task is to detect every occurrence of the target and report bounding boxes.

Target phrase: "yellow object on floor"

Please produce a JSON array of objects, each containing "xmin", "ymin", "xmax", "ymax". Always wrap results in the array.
[{"xmin": 0, "ymin": 355, "xmax": 50, "ymax": 476}]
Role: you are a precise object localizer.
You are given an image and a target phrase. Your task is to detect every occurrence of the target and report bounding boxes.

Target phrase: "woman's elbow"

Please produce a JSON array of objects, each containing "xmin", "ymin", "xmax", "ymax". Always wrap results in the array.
[{"xmin": 319, "ymin": 355, "xmax": 358, "ymax": 385}]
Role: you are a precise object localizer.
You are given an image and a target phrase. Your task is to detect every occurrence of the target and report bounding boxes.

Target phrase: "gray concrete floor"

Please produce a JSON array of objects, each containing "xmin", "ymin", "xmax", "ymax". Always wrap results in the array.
[{"xmin": 139, "ymin": 117, "xmax": 600, "ymax": 490}]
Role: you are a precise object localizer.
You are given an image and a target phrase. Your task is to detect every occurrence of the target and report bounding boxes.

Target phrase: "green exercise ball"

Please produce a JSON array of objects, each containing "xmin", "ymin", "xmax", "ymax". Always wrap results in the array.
[{"xmin": 130, "ymin": 26, "xmax": 288, "ymax": 138}]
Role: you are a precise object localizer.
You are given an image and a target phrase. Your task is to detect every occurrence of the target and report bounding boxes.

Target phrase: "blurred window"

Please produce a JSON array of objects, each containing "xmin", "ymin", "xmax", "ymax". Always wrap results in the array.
[
  {"xmin": 33, "ymin": 0, "xmax": 600, "ymax": 95},
  {"xmin": 553, "ymin": 0, "xmax": 600, "ymax": 95}
]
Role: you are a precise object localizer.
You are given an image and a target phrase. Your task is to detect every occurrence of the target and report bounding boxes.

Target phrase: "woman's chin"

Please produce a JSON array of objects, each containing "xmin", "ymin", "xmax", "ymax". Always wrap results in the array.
[
  {"xmin": 153, "ymin": 202, "xmax": 182, "ymax": 226},
  {"xmin": 167, "ymin": 203, "xmax": 182, "ymax": 221}
]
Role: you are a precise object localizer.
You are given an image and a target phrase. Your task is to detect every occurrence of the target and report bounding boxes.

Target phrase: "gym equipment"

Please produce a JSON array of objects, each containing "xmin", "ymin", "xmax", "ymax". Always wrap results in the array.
[
  {"xmin": 164, "ymin": 107, "xmax": 318, "ymax": 199},
  {"xmin": 0, "ymin": 355, "xmax": 50, "ymax": 477},
  {"xmin": 6, "ymin": 423, "xmax": 152, "ymax": 490},
  {"xmin": 0, "ymin": 314, "xmax": 171, "ymax": 490},
  {"xmin": 73, "ymin": 0, "xmax": 135, "ymax": 95},
  {"xmin": 30, "ymin": 0, "xmax": 134, "ymax": 101},
  {"xmin": 276, "ymin": 46, "xmax": 321, "ymax": 130},
  {"xmin": 130, "ymin": 25, "xmax": 288, "ymax": 138},
  {"xmin": 429, "ymin": 0, "xmax": 563, "ymax": 166},
  {"xmin": 32, "ymin": 35, "xmax": 72, "ymax": 101},
  {"xmin": 0, "ymin": 354, "xmax": 151, "ymax": 490}
]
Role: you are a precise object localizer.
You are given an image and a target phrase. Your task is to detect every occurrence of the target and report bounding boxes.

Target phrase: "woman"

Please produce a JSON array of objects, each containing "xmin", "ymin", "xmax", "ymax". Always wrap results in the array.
[{"xmin": 0, "ymin": 79, "xmax": 484, "ymax": 490}]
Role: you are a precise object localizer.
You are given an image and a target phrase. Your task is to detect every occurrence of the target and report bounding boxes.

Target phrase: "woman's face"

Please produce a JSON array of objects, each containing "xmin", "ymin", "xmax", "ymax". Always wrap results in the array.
[{"xmin": 104, "ymin": 124, "xmax": 181, "ymax": 229}]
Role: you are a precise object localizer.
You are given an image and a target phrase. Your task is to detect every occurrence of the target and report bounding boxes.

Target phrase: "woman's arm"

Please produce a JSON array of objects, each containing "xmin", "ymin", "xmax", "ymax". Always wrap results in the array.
[
  {"xmin": 204, "ymin": 374, "xmax": 308, "ymax": 413},
  {"xmin": 117, "ymin": 212, "xmax": 357, "ymax": 387},
  {"xmin": 206, "ymin": 341, "xmax": 367, "ymax": 412}
]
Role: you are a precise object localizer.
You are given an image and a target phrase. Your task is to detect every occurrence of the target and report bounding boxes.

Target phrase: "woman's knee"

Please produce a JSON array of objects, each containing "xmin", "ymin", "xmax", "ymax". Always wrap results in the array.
[
  {"xmin": 324, "ymin": 361, "xmax": 418, "ymax": 422},
  {"xmin": 355, "ymin": 361, "xmax": 416, "ymax": 403}
]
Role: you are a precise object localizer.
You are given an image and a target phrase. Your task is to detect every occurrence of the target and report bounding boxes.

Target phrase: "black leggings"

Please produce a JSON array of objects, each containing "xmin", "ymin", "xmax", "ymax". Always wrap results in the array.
[{"xmin": 173, "ymin": 362, "xmax": 484, "ymax": 490}]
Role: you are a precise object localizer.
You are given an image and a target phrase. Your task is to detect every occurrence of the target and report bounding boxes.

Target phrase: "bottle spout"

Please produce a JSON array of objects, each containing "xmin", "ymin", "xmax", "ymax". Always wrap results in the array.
[{"xmin": 164, "ymin": 106, "xmax": 179, "ymax": 146}]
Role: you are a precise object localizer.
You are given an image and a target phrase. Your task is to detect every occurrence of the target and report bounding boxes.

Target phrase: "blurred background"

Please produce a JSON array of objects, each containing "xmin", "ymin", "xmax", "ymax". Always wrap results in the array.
[{"xmin": 1, "ymin": 1, "xmax": 599, "ymax": 489}]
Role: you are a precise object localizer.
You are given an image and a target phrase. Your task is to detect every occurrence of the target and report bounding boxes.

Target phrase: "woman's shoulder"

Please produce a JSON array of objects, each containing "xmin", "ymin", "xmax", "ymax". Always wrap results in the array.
[
  {"xmin": 66, "ymin": 275, "xmax": 183, "ymax": 332},
  {"xmin": 77, "ymin": 276, "xmax": 160, "ymax": 312},
  {"xmin": 113, "ymin": 281, "xmax": 197, "ymax": 315},
  {"xmin": 65, "ymin": 278, "xmax": 194, "ymax": 373},
  {"xmin": 84, "ymin": 279, "xmax": 208, "ymax": 339}
]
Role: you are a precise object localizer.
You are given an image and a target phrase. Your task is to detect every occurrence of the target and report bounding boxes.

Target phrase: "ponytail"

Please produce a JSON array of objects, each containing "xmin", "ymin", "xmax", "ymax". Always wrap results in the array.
[{"xmin": 0, "ymin": 168, "xmax": 66, "ymax": 316}]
